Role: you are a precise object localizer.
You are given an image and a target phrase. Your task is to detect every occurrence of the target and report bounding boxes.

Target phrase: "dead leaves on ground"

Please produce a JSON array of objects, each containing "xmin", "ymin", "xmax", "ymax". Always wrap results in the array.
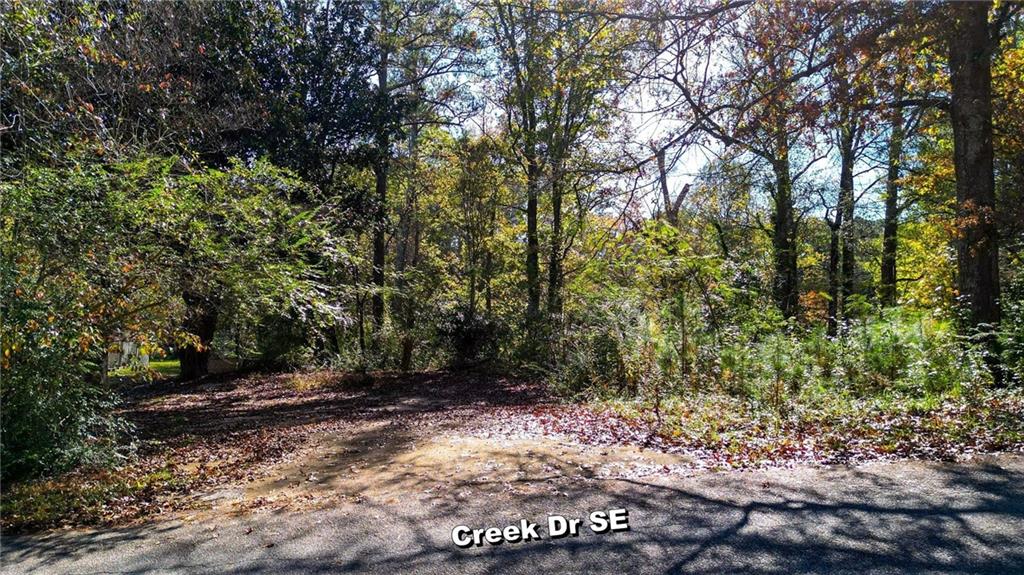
[
  {"xmin": 4, "ymin": 371, "xmax": 1022, "ymax": 534},
  {"xmin": 464, "ymin": 392, "xmax": 1024, "ymax": 471}
]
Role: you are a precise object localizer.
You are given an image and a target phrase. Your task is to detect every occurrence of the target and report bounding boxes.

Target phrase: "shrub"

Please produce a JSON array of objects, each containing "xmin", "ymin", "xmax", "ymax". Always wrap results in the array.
[
  {"xmin": 1, "ymin": 155, "xmax": 336, "ymax": 479},
  {"xmin": 1002, "ymin": 275, "xmax": 1024, "ymax": 383},
  {"xmin": 550, "ymin": 301, "xmax": 997, "ymax": 418},
  {"xmin": 2, "ymin": 158, "xmax": 177, "ymax": 479},
  {"xmin": 437, "ymin": 310, "xmax": 502, "ymax": 367},
  {"xmin": 1, "ymin": 369, "xmax": 132, "ymax": 480},
  {"xmin": 550, "ymin": 296, "xmax": 671, "ymax": 399}
]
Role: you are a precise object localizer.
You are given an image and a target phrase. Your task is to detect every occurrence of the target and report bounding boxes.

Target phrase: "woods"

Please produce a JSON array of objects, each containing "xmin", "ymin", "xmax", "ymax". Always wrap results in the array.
[{"xmin": 2, "ymin": 0, "xmax": 1023, "ymax": 491}]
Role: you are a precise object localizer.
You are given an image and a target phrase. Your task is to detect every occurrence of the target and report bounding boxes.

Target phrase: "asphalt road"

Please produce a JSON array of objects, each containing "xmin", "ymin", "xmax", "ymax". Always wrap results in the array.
[{"xmin": 3, "ymin": 454, "xmax": 1023, "ymax": 574}]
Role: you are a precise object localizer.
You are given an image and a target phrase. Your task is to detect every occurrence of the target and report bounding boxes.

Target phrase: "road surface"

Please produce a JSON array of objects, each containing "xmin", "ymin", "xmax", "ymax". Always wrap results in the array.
[{"xmin": 4, "ymin": 454, "xmax": 1023, "ymax": 574}]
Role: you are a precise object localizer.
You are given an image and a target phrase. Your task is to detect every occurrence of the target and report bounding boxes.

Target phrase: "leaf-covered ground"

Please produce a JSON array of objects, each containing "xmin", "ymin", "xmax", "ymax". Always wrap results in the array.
[
  {"xmin": 3, "ymin": 370, "xmax": 1022, "ymax": 534},
  {"xmin": 501, "ymin": 392, "xmax": 1024, "ymax": 470}
]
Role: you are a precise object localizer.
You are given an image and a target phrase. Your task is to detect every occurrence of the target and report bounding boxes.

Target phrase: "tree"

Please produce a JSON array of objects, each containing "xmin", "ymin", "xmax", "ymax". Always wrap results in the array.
[
  {"xmin": 659, "ymin": 2, "xmax": 834, "ymax": 319},
  {"xmin": 253, "ymin": 0, "xmax": 375, "ymax": 189},
  {"xmin": 454, "ymin": 135, "xmax": 513, "ymax": 321},
  {"xmin": 1, "ymin": 1, "xmax": 268, "ymax": 169},
  {"xmin": 485, "ymin": 0, "xmax": 632, "ymax": 338},
  {"xmin": 487, "ymin": 1, "xmax": 547, "ymax": 328},
  {"xmin": 878, "ymin": 67, "xmax": 907, "ymax": 308},
  {"xmin": 947, "ymin": 1, "xmax": 1003, "ymax": 380},
  {"xmin": 362, "ymin": 0, "xmax": 477, "ymax": 342},
  {"xmin": 1, "ymin": 157, "xmax": 182, "ymax": 477},
  {"xmin": 538, "ymin": 4, "xmax": 631, "ymax": 319},
  {"xmin": 1, "ymin": 0, "xmax": 377, "ymax": 378},
  {"xmin": 156, "ymin": 159, "xmax": 336, "ymax": 379},
  {"xmin": 818, "ymin": 4, "xmax": 893, "ymax": 334}
]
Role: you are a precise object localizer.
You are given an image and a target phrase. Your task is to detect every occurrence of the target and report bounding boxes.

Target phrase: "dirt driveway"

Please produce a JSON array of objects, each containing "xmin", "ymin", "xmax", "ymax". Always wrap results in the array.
[
  {"xmin": 124, "ymin": 370, "xmax": 699, "ymax": 519},
  {"xmin": 3, "ymin": 371, "xmax": 1024, "ymax": 574}
]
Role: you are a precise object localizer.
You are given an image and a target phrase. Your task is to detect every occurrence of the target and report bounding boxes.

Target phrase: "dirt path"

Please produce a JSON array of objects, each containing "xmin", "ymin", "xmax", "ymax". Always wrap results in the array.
[
  {"xmin": 235, "ymin": 419, "xmax": 691, "ymax": 511},
  {"xmin": 54, "ymin": 370, "xmax": 1024, "ymax": 524},
  {"xmin": 129, "ymin": 370, "xmax": 697, "ymax": 520}
]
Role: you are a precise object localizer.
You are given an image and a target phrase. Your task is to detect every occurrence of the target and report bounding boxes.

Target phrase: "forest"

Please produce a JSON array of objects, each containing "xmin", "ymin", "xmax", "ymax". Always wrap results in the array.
[{"xmin": 2, "ymin": 0, "xmax": 1024, "ymax": 545}]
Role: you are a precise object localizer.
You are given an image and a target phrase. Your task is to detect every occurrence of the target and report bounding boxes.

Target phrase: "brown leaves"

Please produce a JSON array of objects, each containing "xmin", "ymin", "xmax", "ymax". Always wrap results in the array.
[
  {"xmin": 468, "ymin": 389, "xmax": 1024, "ymax": 472},
  {"xmin": 5, "ymin": 370, "xmax": 1021, "ymax": 534}
]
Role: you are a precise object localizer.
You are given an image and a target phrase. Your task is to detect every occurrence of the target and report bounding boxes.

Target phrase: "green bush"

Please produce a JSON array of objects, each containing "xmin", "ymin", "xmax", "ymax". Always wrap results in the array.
[
  {"xmin": 550, "ymin": 303, "xmax": 997, "ymax": 416},
  {"xmin": 1, "ymin": 158, "xmax": 175, "ymax": 479},
  {"xmin": 1, "ymin": 154, "xmax": 337, "ymax": 479},
  {"xmin": 438, "ymin": 311, "xmax": 503, "ymax": 367},
  {"xmin": 1002, "ymin": 275, "xmax": 1024, "ymax": 383},
  {"xmin": 550, "ymin": 296, "xmax": 663, "ymax": 398},
  {"xmin": 1, "ymin": 366, "xmax": 132, "ymax": 480}
]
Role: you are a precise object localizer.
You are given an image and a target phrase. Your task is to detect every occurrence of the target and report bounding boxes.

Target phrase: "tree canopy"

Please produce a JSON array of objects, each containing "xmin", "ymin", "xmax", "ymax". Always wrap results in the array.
[{"xmin": 2, "ymin": 0, "xmax": 1022, "ymax": 480}]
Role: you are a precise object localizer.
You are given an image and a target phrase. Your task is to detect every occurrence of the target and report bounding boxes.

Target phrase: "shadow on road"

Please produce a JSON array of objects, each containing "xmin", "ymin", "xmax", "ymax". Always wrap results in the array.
[{"xmin": 5, "ymin": 456, "xmax": 1023, "ymax": 574}]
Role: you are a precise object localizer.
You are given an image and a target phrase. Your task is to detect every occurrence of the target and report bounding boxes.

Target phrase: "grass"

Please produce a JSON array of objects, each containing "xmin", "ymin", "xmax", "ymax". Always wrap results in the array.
[
  {"xmin": 596, "ymin": 385, "xmax": 1024, "ymax": 468},
  {"xmin": 111, "ymin": 358, "xmax": 180, "ymax": 380},
  {"xmin": 149, "ymin": 359, "xmax": 180, "ymax": 377},
  {"xmin": 0, "ymin": 467, "xmax": 188, "ymax": 533}
]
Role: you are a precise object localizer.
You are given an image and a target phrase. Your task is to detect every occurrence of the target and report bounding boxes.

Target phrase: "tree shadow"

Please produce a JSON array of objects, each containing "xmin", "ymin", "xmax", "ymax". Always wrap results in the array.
[
  {"xmin": 125, "ymin": 370, "xmax": 549, "ymax": 448},
  {"xmin": 5, "ymin": 454, "xmax": 1022, "ymax": 574}
]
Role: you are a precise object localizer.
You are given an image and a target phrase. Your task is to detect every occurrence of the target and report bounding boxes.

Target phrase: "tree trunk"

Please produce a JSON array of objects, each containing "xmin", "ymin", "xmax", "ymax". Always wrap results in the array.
[
  {"xmin": 399, "ymin": 221, "xmax": 421, "ymax": 372},
  {"xmin": 657, "ymin": 149, "xmax": 678, "ymax": 226},
  {"xmin": 547, "ymin": 167, "xmax": 564, "ymax": 317},
  {"xmin": 771, "ymin": 157, "xmax": 799, "ymax": 319},
  {"xmin": 525, "ymin": 139, "xmax": 541, "ymax": 325},
  {"xmin": 180, "ymin": 293, "xmax": 218, "ymax": 381},
  {"xmin": 394, "ymin": 127, "xmax": 420, "ymax": 371},
  {"xmin": 485, "ymin": 205, "xmax": 495, "ymax": 318},
  {"xmin": 677, "ymin": 291, "xmax": 689, "ymax": 378},
  {"xmin": 880, "ymin": 103, "xmax": 904, "ymax": 307},
  {"xmin": 467, "ymin": 259, "xmax": 478, "ymax": 319},
  {"xmin": 465, "ymin": 203, "xmax": 478, "ymax": 319},
  {"xmin": 372, "ymin": 156, "xmax": 388, "ymax": 334},
  {"xmin": 498, "ymin": 3, "xmax": 542, "ymax": 336},
  {"xmin": 657, "ymin": 148, "xmax": 690, "ymax": 227},
  {"xmin": 838, "ymin": 124, "xmax": 857, "ymax": 322},
  {"xmin": 948, "ymin": 1, "xmax": 1002, "ymax": 381},
  {"xmin": 826, "ymin": 217, "xmax": 841, "ymax": 337},
  {"xmin": 371, "ymin": 17, "xmax": 391, "ymax": 338},
  {"xmin": 357, "ymin": 294, "xmax": 366, "ymax": 360},
  {"xmin": 711, "ymin": 220, "xmax": 730, "ymax": 259}
]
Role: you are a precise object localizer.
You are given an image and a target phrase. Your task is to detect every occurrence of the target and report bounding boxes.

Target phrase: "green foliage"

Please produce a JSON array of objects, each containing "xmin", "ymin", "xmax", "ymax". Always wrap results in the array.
[
  {"xmin": 1, "ymin": 157, "xmax": 179, "ymax": 479},
  {"xmin": 552, "ymin": 297, "xmax": 997, "ymax": 416},
  {"xmin": 168, "ymin": 158, "xmax": 343, "ymax": 363},
  {"xmin": 998, "ymin": 275, "xmax": 1024, "ymax": 384},
  {"xmin": 1, "ymin": 155, "xmax": 340, "ymax": 478},
  {"xmin": 0, "ymin": 375, "xmax": 132, "ymax": 482},
  {"xmin": 551, "ymin": 292, "xmax": 669, "ymax": 399},
  {"xmin": 437, "ymin": 311, "xmax": 503, "ymax": 367}
]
